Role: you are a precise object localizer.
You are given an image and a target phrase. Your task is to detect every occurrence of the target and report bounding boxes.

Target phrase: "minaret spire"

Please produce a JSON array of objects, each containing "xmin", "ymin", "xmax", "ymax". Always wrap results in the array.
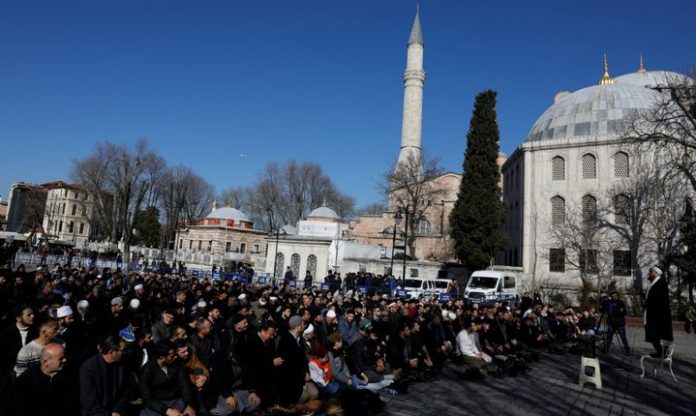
[
  {"xmin": 397, "ymin": 6, "xmax": 426, "ymax": 175},
  {"xmin": 599, "ymin": 53, "xmax": 614, "ymax": 85},
  {"xmin": 638, "ymin": 53, "xmax": 646, "ymax": 73}
]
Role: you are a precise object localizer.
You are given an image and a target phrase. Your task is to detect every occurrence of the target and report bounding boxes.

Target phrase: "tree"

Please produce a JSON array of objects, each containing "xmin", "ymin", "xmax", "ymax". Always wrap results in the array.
[
  {"xmin": 450, "ymin": 90, "xmax": 507, "ymax": 270},
  {"xmin": 381, "ymin": 150, "xmax": 444, "ymax": 259},
  {"xmin": 627, "ymin": 73, "xmax": 696, "ymax": 192},
  {"xmin": 219, "ymin": 160, "xmax": 354, "ymax": 231},
  {"xmin": 547, "ymin": 202, "xmax": 617, "ymax": 306},
  {"xmin": 676, "ymin": 199, "xmax": 696, "ymax": 302},
  {"xmin": 71, "ymin": 139, "xmax": 165, "ymax": 256},
  {"xmin": 354, "ymin": 202, "xmax": 388, "ymax": 218},
  {"xmin": 131, "ymin": 206, "xmax": 161, "ymax": 247},
  {"xmin": 159, "ymin": 165, "xmax": 215, "ymax": 250}
]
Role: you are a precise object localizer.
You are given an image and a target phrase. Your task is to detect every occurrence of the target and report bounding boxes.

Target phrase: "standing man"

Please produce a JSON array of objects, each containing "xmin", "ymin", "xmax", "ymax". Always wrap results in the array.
[
  {"xmin": 644, "ymin": 265, "xmax": 673, "ymax": 357},
  {"xmin": 605, "ymin": 292, "xmax": 631, "ymax": 355}
]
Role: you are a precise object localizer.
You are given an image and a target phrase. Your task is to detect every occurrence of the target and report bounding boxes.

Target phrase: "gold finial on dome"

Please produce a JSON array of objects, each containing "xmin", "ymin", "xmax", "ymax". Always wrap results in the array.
[
  {"xmin": 600, "ymin": 53, "xmax": 614, "ymax": 85},
  {"xmin": 638, "ymin": 53, "xmax": 646, "ymax": 73}
]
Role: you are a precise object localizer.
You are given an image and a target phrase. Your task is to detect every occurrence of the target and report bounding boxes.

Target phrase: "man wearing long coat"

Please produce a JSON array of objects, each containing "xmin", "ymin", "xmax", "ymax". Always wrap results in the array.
[{"xmin": 644, "ymin": 265, "xmax": 673, "ymax": 356}]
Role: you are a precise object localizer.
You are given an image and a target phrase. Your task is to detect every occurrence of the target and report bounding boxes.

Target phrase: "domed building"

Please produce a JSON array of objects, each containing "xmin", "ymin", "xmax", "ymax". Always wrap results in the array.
[
  {"xmin": 501, "ymin": 59, "xmax": 690, "ymax": 291},
  {"xmin": 175, "ymin": 202, "xmax": 268, "ymax": 272}
]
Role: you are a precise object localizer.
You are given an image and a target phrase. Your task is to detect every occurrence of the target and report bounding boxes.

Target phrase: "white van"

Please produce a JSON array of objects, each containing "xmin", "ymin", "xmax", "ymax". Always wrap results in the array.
[
  {"xmin": 403, "ymin": 278, "xmax": 450, "ymax": 299},
  {"xmin": 464, "ymin": 270, "xmax": 517, "ymax": 304}
]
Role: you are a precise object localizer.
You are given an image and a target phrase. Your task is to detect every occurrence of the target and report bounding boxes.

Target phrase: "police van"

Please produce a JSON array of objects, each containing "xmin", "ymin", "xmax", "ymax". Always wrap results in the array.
[
  {"xmin": 403, "ymin": 278, "xmax": 450, "ymax": 299},
  {"xmin": 464, "ymin": 270, "xmax": 517, "ymax": 304}
]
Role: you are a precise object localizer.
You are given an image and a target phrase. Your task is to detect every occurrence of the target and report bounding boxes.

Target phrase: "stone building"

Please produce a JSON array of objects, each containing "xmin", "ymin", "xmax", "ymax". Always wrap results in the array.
[
  {"xmin": 175, "ymin": 205, "xmax": 267, "ymax": 271},
  {"xmin": 41, "ymin": 181, "xmax": 98, "ymax": 246},
  {"xmin": 501, "ymin": 59, "xmax": 691, "ymax": 291}
]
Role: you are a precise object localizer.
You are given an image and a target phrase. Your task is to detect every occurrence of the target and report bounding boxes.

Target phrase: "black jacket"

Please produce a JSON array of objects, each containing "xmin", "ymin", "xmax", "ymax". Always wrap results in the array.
[
  {"xmin": 139, "ymin": 359, "xmax": 194, "ymax": 414},
  {"xmin": 0, "ymin": 324, "xmax": 37, "ymax": 373},
  {"xmin": 645, "ymin": 277, "xmax": 674, "ymax": 342},
  {"xmin": 242, "ymin": 332, "xmax": 278, "ymax": 406},
  {"xmin": 12, "ymin": 364, "xmax": 75, "ymax": 416},
  {"xmin": 275, "ymin": 331, "xmax": 308, "ymax": 405},
  {"xmin": 79, "ymin": 353, "xmax": 129, "ymax": 416}
]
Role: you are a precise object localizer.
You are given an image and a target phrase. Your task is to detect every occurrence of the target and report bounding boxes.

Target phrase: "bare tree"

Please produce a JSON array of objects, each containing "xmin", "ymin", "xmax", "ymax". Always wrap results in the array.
[
  {"xmin": 381, "ymin": 151, "xmax": 445, "ymax": 259},
  {"xmin": 354, "ymin": 202, "xmax": 388, "ymax": 218},
  {"xmin": 546, "ymin": 202, "xmax": 617, "ymax": 306},
  {"xmin": 220, "ymin": 160, "xmax": 354, "ymax": 231},
  {"xmin": 71, "ymin": 140, "xmax": 165, "ymax": 257}
]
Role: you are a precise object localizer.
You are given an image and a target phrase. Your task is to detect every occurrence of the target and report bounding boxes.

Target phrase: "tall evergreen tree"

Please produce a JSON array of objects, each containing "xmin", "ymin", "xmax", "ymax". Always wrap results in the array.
[
  {"xmin": 450, "ymin": 90, "xmax": 508, "ymax": 270},
  {"xmin": 676, "ymin": 199, "xmax": 696, "ymax": 301}
]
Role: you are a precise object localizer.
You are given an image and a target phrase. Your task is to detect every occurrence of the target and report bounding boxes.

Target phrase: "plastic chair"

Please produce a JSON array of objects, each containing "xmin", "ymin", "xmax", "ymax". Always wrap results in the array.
[
  {"xmin": 579, "ymin": 356, "xmax": 602, "ymax": 389},
  {"xmin": 640, "ymin": 339, "xmax": 677, "ymax": 382}
]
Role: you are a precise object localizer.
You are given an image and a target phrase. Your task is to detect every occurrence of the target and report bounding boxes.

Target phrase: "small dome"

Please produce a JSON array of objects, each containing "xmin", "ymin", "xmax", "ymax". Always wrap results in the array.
[
  {"xmin": 206, "ymin": 207, "xmax": 250, "ymax": 223},
  {"xmin": 307, "ymin": 206, "xmax": 339, "ymax": 220}
]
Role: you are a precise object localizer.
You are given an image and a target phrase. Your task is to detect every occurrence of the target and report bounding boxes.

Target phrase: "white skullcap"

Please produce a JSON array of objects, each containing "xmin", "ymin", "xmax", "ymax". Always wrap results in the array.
[
  {"xmin": 269, "ymin": 296, "xmax": 278, "ymax": 301},
  {"xmin": 56, "ymin": 305, "xmax": 73, "ymax": 318},
  {"xmin": 441, "ymin": 310, "xmax": 449, "ymax": 318},
  {"xmin": 197, "ymin": 300, "xmax": 207, "ymax": 309},
  {"xmin": 77, "ymin": 300, "xmax": 89, "ymax": 309},
  {"xmin": 326, "ymin": 309, "xmax": 337, "ymax": 319},
  {"xmin": 303, "ymin": 323, "xmax": 315, "ymax": 336},
  {"xmin": 238, "ymin": 293, "xmax": 247, "ymax": 300},
  {"xmin": 448, "ymin": 312, "xmax": 456, "ymax": 320},
  {"xmin": 130, "ymin": 299, "xmax": 141, "ymax": 309},
  {"xmin": 388, "ymin": 302, "xmax": 397, "ymax": 308},
  {"xmin": 134, "ymin": 283, "xmax": 144, "ymax": 291},
  {"xmin": 650, "ymin": 265, "xmax": 663, "ymax": 276}
]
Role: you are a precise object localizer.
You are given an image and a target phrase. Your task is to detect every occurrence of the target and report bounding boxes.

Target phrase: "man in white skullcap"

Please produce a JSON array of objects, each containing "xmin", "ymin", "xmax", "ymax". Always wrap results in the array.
[{"xmin": 644, "ymin": 265, "xmax": 673, "ymax": 357}]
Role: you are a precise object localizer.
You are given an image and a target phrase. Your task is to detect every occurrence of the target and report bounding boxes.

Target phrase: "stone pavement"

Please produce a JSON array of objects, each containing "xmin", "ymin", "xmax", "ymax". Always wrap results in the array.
[{"xmin": 380, "ymin": 327, "xmax": 696, "ymax": 416}]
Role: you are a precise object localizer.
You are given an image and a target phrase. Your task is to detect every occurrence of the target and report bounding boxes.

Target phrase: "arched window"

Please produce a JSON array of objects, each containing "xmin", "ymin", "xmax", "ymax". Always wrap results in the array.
[
  {"xmin": 307, "ymin": 254, "xmax": 317, "ymax": 278},
  {"xmin": 614, "ymin": 194, "xmax": 631, "ymax": 225},
  {"xmin": 614, "ymin": 152, "xmax": 629, "ymax": 177},
  {"xmin": 552, "ymin": 156, "xmax": 565, "ymax": 181},
  {"xmin": 274, "ymin": 252, "xmax": 285, "ymax": 279},
  {"xmin": 416, "ymin": 218, "xmax": 431, "ymax": 235},
  {"xmin": 290, "ymin": 253, "xmax": 301, "ymax": 278},
  {"xmin": 582, "ymin": 195, "xmax": 597, "ymax": 223},
  {"xmin": 551, "ymin": 196, "xmax": 565, "ymax": 227},
  {"xmin": 582, "ymin": 154, "xmax": 597, "ymax": 179}
]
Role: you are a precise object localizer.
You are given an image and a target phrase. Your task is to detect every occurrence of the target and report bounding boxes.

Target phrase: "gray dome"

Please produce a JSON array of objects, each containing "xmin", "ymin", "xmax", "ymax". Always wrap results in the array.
[
  {"xmin": 206, "ymin": 207, "xmax": 250, "ymax": 223},
  {"xmin": 526, "ymin": 82, "xmax": 658, "ymax": 143},
  {"xmin": 307, "ymin": 206, "xmax": 339, "ymax": 220},
  {"xmin": 614, "ymin": 70, "xmax": 689, "ymax": 88}
]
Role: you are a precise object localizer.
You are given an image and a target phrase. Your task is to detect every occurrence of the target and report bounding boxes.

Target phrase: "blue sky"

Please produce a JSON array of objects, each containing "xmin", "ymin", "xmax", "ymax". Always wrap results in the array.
[{"xmin": 1, "ymin": 0, "xmax": 695, "ymax": 208}]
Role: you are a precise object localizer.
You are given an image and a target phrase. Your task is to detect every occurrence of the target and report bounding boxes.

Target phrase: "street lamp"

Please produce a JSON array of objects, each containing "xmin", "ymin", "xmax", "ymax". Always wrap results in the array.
[
  {"xmin": 390, "ymin": 211, "xmax": 403, "ymax": 275},
  {"xmin": 401, "ymin": 206, "xmax": 410, "ymax": 289}
]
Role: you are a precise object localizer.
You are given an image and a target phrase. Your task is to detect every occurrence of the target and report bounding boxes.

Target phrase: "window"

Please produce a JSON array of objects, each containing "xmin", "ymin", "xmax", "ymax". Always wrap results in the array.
[
  {"xmin": 240, "ymin": 243, "xmax": 246, "ymax": 254},
  {"xmin": 68, "ymin": 221, "xmax": 74, "ymax": 233},
  {"xmin": 226, "ymin": 242, "xmax": 232, "ymax": 252},
  {"xmin": 614, "ymin": 194, "xmax": 630, "ymax": 225},
  {"xmin": 79, "ymin": 223, "xmax": 84, "ymax": 234},
  {"xmin": 307, "ymin": 254, "xmax": 317, "ymax": 277},
  {"xmin": 179, "ymin": 239, "xmax": 183, "ymax": 249},
  {"xmin": 551, "ymin": 196, "xmax": 566, "ymax": 226},
  {"xmin": 61, "ymin": 203, "xmax": 66, "ymax": 214},
  {"xmin": 189, "ymin": 240, "xmax": 193, "ymax": 249},
  {"xmin": 549, "ymin": 248, "xmax": 565, "ymax": 272},
  {"xmin": 504, "ymin": 275, "xmax": 516, "ymax": 289},
  {"xmin": 71, "ymin": 204, "xmax": 77, "ymax": 216},
  {"xmin": 291, "ymin": 253, "xmax": 301, "ymax": 278},
  {"xmin": 614, "ymin": 152, "xmax": 629, "ymax": 177},
  {"xmin": 208, "ymin": 241, "xmax": 213, "ymax": 252},
  {"xmin": 552, "ymin": 156, "xmax": 565, "ymax": 180},
  {"xmin": 58, "ymin": 220, "xmax": 63, "ymax": 232},
  {"xmin": 410, "ymin": 268, "xmax": 419, "ymax": 277},
  {"xmin": 582, "ymin": 154, "xmax": 597, "ymax": 179},
  {"xmin": 416, "ymin": 218, "xmax": 431, "ymax": 235},
  {"xmin": 82, "ymin": 206, "xmax": 86, "ymax": 216},
  {"xmin": 582, "ymin": 195, "xmax": 597, "ymax": 223},
  {"xmin": 613, "ymin": 250, "xmax": 631, "ymax": 276},
  {"xmin": 254, "ymin": 244, "xmax": 260, "ymax": 253},
  {"xmin": 580, "ymin": 249, "xmax": 598, "ymax": 273},
  {"xmin": 197, "ymin": 241, "xmax": 202, "ymax": 250}
]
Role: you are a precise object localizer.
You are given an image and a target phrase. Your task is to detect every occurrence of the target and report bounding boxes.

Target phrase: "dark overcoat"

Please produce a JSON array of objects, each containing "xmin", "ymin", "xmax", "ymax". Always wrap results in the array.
[{"xmin": 644, "ymin": 277, "xmax": 673, "ymax": 342}]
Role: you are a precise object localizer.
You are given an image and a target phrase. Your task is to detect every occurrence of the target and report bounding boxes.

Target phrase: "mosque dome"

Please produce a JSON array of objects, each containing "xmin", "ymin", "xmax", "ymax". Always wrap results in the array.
[
  {"xmin": 525, "ymin": 70, "xmax": 688, "ymax": 144},
  {"xmin": 206, "ymin": 207, "xmax": 251, "ymax": 223},
  {"xmin": 307, "ymin": 206, "xmax": 339, "ymax": 220}
]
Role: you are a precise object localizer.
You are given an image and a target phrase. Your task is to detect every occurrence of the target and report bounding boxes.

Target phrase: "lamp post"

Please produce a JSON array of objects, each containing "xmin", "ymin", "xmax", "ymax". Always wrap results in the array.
[
  {"xmin": 401, "ymin": 207, "xmax": 409, "ymax": 289},
  {"xmin": 390, "ymin": 211, "xmax": 403, "ymax": 275}
]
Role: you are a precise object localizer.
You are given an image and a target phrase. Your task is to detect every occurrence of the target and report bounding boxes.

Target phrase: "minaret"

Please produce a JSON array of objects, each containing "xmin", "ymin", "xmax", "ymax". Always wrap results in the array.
[{"xmin": 396, "ymin": 6, "xmax": 426, "ymax": 174}]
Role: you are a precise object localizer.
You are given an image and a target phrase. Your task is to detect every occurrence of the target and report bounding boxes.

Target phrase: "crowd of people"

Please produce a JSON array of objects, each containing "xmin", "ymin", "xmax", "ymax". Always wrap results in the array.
[{"xmin": 0, "ymin": 262, "xmax": 644, "ymax": 416}]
